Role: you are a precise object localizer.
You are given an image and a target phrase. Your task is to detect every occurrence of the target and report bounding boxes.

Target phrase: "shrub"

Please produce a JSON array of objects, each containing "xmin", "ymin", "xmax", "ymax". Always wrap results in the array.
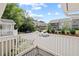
[
  {"xmin": 74, "ymin": 28, "xmax": 79, "ymax": 30},
  {"xmin": 51, "ymin": 29, "xmax": 55, "ymax": 33},
  {"xmin": 61, "ymin": 29, "xmax": 65, "ymax": 34},
  {"xmin": 47, "ymin": 29, "xmax": 51, "ymax": 33},
  {"xmin": 70, "ymin": 29, "xmax": 75, "ymax": 35}
]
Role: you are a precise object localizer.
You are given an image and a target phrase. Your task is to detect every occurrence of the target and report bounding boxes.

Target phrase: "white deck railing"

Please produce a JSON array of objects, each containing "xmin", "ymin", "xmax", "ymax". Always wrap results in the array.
[
  {"xmin": 0, "ymin": 35, "xmax": 34, "ymax": 56},
  {"xmin": 0, "ymin": 32, "xmax": 79, "ymax": 56},
  {"xmin": 35, "ymin": 33, "xmax": 79, "ymax": 56}
]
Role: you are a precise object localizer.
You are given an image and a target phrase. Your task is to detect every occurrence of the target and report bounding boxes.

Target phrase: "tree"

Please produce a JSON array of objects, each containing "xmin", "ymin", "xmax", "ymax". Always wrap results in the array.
[
  {"xmin": 47, "ymin": 23, "xmax": 52, "ymax": 33},
  {"xmin": 2, "ymin": 3, "xmax": 25, "ymax": 29},
  {"xmin": 19, "ymin": 17, "xmax": 36, "ymax": 32},
  {"xmin": 2, "ymin": 3, "xmax": 36, "ymax": 33}
]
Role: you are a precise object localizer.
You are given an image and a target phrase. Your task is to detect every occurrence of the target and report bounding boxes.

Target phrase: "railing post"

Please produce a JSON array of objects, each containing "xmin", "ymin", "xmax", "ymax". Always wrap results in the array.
[
  {"xmin": 6, "ymin": 40, "xmax": 8, "ymax": 56},
  {"xmin": 22, "ymin": 37, "xmax": 23, "ymax": 52},
  {"xmin": 23, "ymin": 39, "xmax": 25, "ymax": 50},
  {"xmin": 20, "ymin": 36, "xmax": 22, "ymax": 52},
  {"xmin": 1, "ymin": 41, "xmax": 4, "ymax": 56},
  {"xmin": 9, "ymin": 40, "xmax": 11, "ymax": 56},
  {"xmin": 17, "ymin": 36, "xmax": 19, "ymax": 54},
  {"xmin": 15, "ymin": 37, "xmax": 17, "ymax": 55},
  {"xmin": 12, "ymin": 39, "xmax": 14, "ymax": 56}
]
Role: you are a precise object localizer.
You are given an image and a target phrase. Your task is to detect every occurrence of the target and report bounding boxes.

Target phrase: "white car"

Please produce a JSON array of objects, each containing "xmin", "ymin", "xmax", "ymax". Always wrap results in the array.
[{"xmin": 39, "ymin": 32, "xmax": 49, "ymax": 37}]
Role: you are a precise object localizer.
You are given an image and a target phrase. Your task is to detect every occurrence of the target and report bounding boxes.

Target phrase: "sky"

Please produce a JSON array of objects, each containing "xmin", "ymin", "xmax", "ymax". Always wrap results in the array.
[{"xmin": 19, "ymin": 3, "xmax": 68, "ymax": 23}]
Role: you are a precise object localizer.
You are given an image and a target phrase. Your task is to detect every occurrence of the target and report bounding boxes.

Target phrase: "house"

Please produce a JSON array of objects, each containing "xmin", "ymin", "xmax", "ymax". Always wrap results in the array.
[
  {"xmin": 49, "ymin": 17, "xmax": 79, "ymax": 30},
  {"xmin": 49, "ymin": 18, "xmax": 71, "ymax": 30},
  {"xmin": 61, "ymin": 3, "xmax": 79, "ymax": 16},
  {"xmin": 0, "ymin": 3, "xmax": 17, "ymax": 36},
  {"xmin": 0, "ymin": 19, "xmax": 17, "ymax": 36},
  {"xmin": 49, "ymin": 19, "xmax": 61, "ymax": 30},
  {"xmin": 61, "ymin": 3, "xmax": 79, "ymax": 29},
  {"xmin": 33, "ymin": 20, "xmax": 47, "ymax": 31}
]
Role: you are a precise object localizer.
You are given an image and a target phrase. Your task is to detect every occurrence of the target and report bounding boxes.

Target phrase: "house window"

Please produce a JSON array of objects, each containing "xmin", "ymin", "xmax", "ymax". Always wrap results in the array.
[
  {"xmin": 0, "ymin": 25, "xmax": 2, "ymax": 29},
  {"xmin": 72, "ymin": 25, "xmax": 78, "ymax": 29}
]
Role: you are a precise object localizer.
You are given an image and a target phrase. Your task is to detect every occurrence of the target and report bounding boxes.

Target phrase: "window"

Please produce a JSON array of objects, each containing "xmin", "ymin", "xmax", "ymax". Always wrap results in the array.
[{"xmin": 72, "ymin": 25, "xmax": 78, "ymax": 29}]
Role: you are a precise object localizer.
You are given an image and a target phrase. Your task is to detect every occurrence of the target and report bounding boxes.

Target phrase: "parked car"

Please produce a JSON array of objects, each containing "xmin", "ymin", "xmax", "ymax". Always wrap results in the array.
[{"xmin": 39, "ymin": 32, "xmax": 49, "ymax": 37}]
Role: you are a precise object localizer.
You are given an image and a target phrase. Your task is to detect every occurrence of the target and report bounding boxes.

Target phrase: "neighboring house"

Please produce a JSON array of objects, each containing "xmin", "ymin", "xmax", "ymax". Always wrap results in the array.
[
  {"xmin": 67, "ymin": 14, "xmax": 79, "ymax": 29},
  {"xmin": 49, "ymin": 19, "xmax": 60, "ymax": 30},
  {"xmin": 33, "ymin": 20, "xmax": 47, "ymax": 31},
  {"xmin": 61, "ymin": 3, "xmax": 79, "ymax": 15},
  {"xmin": 0, "ymin": 3, "xmax": 17, "ymax": 36},
  {"xmin": 49, "ymin": 17, "xmax": 79, "ymax": 30},
  {"xmin": 0, "ymin": 19, "xmax": 17, "ymax": 36},
  {"xmin": 49, "ymin": 18, "xmax": 71, "ymax": 30},
  {"xmin": 0, "ymin": 3, "xmax": 18, "ymax": 56},
  {"xmin": 61, "ymin": 3, "xmax": 79, "ymax": 29},
  {"xmin": 59, "ymin": 18, "xmax": 72, "ymax": 29}
]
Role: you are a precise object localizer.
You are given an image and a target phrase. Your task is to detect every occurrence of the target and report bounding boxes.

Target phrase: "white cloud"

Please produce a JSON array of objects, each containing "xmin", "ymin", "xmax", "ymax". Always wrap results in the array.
[
  {"xmin": 19, "ymin": 3, "xmax": 47, "ymax": 7},
  {"xmin": 28, "ymin": 3, "xmax": 47, "ymax": 7},
  {"xmin": 55, "ymin": 12, "xmax": 59, "ymax": 15},
  {"xmin": 39, "ymin": 3, "xmax": 47, "ymax": 7},
  {"xmin": 19, "ymin": 3, "xmax": 47, "ymax": 10},
  {"xmin": 31, "ymin": 14, "xmax": 44, "ymax": 17},
  {"xmin": 48, "ymin": 12, "xmax": 51, "ymax": 15},
  {"xmin": 26, "ymin": 10, "xmax": 32, "ymax": 15},
  {"xmin": 58, "ymin": 4, "xmax": 61, "ymax": 8},
  {"xmin": 19, "ymin": 3, "xmax": 33, "ymax": 6},
  {"xmin": 32, "ymin": 6, "xmax": 42, "ymax": 10},
  {"xmin": 31, "ymin": 3, "xmax": 47, "ymax": 10},
  {"xmin": 19, "ymin": 3, "xmax": 32, "ymax": 7},
  {"xmin": 26, "ymin": 10, "xmax": 44, "ymax": 17}
]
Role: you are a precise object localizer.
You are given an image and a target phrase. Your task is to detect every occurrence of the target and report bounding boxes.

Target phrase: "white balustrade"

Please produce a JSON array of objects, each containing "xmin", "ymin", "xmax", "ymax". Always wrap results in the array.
[{"xmin": 1, "ymin": 33, "xmax": 79, "ymax": 56}]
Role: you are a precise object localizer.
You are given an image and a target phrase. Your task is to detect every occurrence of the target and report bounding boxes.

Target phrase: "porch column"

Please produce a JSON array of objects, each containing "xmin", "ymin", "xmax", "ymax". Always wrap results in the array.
[{"xmin": 23, "ymin": 38, "xmax": 25, "ymax": 51}]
